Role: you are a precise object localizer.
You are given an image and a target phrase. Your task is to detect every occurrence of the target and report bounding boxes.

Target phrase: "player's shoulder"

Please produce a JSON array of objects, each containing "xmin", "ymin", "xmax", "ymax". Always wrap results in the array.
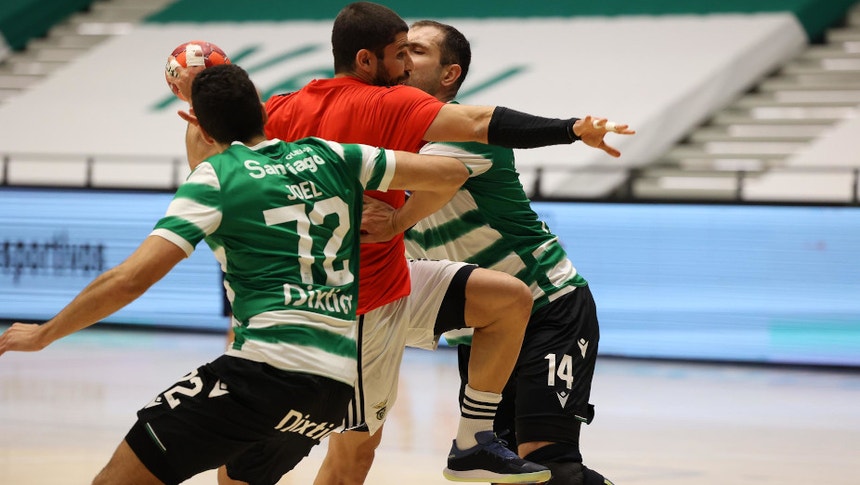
[
  {"xmin": 381, "ymin": 83, "xmax": 436, "ymax": 100},
  {"xmin": 265, "ymin": 79, "xmax": 328, "ymax": 107},
  {"xmin": 319, "ymin": 77, "xmax": 436, "ymax": 104},
  {"xmin": 290, "ymin": 136, "xmax": 339, "ymax": 153},
  {"xmin": 279, "ymin": 137, "xmax": 357, "ymax": 169}
]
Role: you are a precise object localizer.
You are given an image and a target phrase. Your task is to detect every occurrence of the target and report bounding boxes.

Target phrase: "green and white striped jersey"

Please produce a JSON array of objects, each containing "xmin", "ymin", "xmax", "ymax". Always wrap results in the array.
[
  {"xmin": 152, "ymin": 137, "xmax": 395, "ymax": 385},
  {"xmin": 405, "ymin": 140, "xmax": 586, "ymax": 314}
]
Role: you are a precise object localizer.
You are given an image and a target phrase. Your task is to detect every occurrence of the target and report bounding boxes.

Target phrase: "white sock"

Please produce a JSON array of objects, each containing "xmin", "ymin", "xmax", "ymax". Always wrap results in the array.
[{"xmin": 455, "ymin": 384, "xmax": 502, "ymax": 449}]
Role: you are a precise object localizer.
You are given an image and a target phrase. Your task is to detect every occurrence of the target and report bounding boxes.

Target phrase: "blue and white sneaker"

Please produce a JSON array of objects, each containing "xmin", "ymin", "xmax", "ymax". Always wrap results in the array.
[{"xmin": 443, "ymin": 431, "xmax": 552, "ymax": 483}]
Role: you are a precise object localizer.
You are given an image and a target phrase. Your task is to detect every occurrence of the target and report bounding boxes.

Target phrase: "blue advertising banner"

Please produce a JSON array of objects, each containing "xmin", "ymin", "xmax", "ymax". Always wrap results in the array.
[
  {"xmin": 533, "ymin": 202, "xmax": 860, "ymax": 366},
  {"xmin": 2, "ymin": 187, "xmax": 858, "ymax": 366},
  {"xmin": 0, "ymin": 187, "xmax": 229, "ymax": 331}
]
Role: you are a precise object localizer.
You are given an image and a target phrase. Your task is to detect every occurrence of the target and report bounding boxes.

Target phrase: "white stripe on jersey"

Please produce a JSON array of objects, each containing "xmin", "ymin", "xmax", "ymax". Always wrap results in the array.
[
  {"xmin": 548, "ymin": 284, "xmax": 576, "ymax": 302},
  {"xmin": 321, "ymin": 138, "xmax": 346, "ymax": 159},
  {"xmin": 187, "ymin": 161, "xmax": 221, "ymax": 189},
  {"xmin": 406, "ymin": 188, "xmax": 579, "ymax": 302},
  {"xmin": 378, "ymin": 149, "xmax": 396, "ymax": 191},
  {"xmin": 209, "ymin": 245, "xmax": 234, "ymax": 304},
  {"xmin": 489, "ymin": 251, "xmax": 528, "ymax": 279},
  {"xmin": 546, "ymin": 257, "xmax": 577, "ymax": 299},
  {"xmin": 405, "ymin": 190, "xmax": 510, "ymax": 262},
  {"xmin": 418, "ymin": 143, "xmax": 492, "ymax": 177},
  {"xmin": 532, "ymin": 237, "xmax": 560, "ymax": 259},
  {"xmin": 239, "ymin": 138, "xmax": 282, "ymax": 151},
  {"xmin": 227, "ymin": 341, "xmax": 357, "ymax": 386},
  {"xmin": 224, "ymin": 280, "xmax": 235, "ymax": 305},
  {"xmin": 211, "ymin": 245, "xmax": 227, "ymax": 272},
  {"xmin": 404, "ymin": 225, "xmax": 497, "ymax": 262},
  {"xmin": 247, "ymin": 309, "xmax": 356, "ymax": 332},
  {"xmin": 149, "ymin": 228, "xmax": 195, "ymax": 256},
  {"xmin": 231, "ymin": 309, "xmax": 358, "ymax": 385},
  {"xmin": 531, "ymin": 237, "xmax": 577, "ymax": 291},
  {"xmin": 164, "ymin": 196, "xmax": 222, "ymax": 236},
  {"xmin": 361, "ymin": 148, "xmax": 395, "ymax": 191},
  {"xmin": 320, "ymin": 139, "xmax": 395, "ymax": 192}
]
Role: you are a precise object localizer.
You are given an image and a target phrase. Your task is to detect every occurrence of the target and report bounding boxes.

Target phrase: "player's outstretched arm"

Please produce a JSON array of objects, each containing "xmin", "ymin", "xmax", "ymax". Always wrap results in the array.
[
  {"xmin": 361, "ymin": 152, "xmax": 469, "ymax": 243},
  {"xmin": 386, "ymin": 151, "xmax": 470, "ymax": 192},
  {"xmin": 0, "ymin": 237, "xmax": 186, "ymax": 357},
  {"xmin": 423, "ymin": 104, "xmax": 493, "ymax": 144},
  {"xmin": 424, "ymin": 104, "xmax": 635, "ymax": 157}
]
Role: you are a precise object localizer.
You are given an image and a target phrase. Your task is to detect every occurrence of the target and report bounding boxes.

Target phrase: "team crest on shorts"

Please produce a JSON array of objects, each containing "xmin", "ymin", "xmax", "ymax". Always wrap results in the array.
[{"xmin": 373, "ymin": 400, "xmax": 388, "ymax": 421}]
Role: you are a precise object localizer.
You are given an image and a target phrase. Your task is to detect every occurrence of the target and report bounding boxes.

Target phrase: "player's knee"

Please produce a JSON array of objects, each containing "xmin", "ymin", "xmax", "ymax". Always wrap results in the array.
[
  {"xmin": 497, "ymin": 277, "xmax": 533, "ymax": 322},
  {"xmin": 319, "ymin": 449, "xmax": 375, "ymax": 485},
  {"xmin": 325, "ymin": 431, "xmax": 381, "ymax": 480},
  {"xmin": 465, "ymin": 271, "xmax": 531, "ymax": 329},
  {"xmin": 516, "ymin": 282, "xmax": 533, "ymax": 312},
  {"xmin": 347, "ymin": 444, "xmax": 377, "ymax": 474}
]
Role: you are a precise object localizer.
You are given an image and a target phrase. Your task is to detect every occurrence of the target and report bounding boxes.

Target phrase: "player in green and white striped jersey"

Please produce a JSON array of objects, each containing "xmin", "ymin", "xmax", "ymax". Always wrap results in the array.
[
  {"xmin": 158, "ymin": 127, "xmax": 391, "ymax": 382},
  {"xmin": 0, "ymin": 64, "xmax": 470, "ymax": 484},
  {"xmin": 401, "ymin": 21, "xmax": 620, "ymax": 485},
  {"xmin": 404, "ymin": 138, "xmax": 587, "ymax": 310}
]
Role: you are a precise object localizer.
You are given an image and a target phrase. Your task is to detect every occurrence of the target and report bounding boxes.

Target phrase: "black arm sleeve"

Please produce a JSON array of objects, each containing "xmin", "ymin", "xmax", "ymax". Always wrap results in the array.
[{"xmin": 487, "ymin": 106, "xmax": 580, "ymax": 149}]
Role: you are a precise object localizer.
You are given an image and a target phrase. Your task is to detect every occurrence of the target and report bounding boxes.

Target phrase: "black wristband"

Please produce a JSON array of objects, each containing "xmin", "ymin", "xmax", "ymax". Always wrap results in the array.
[{"xmin": 487, "ymin": 106, "xmax": 580, "ymax": 149}]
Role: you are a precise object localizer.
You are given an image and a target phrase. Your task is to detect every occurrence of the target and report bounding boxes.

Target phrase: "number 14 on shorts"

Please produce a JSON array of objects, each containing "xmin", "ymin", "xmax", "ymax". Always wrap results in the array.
[
  {"xmin": 544, "ymin": 339, "xmax": 589, "ymax": 390},
  {"xmin": 544, "ymin": 353, "xmax": 575, "ymax": 390},
  {"xmin": 545, "ymin": 352, "xmax": 577, "ymax": 409}
]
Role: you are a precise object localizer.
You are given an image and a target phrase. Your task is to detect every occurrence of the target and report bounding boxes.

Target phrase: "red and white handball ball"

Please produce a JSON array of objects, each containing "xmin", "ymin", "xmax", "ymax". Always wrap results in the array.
[{"xmin": 165, "ymin": 40, "xmax": 230, "ymax": 101}]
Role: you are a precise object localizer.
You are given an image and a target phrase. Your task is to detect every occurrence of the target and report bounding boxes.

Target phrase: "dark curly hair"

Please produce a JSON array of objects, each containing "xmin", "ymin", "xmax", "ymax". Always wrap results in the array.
[
  {"xmin": 332, "ymin": 2, "xmax": 408, "ymax": 73},
  {"xmin": 191, "ymin": 64, "xmax": 263, "ymax": 144}
]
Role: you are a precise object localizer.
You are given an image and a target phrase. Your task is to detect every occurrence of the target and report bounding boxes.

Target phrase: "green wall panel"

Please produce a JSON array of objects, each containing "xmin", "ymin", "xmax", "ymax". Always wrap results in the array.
[
  {"xmin": 145, "ymin": 0, "xmax": 858, "ymax": 40},
  {"xmin": 0, "ymin": 0, "xmax": 95, "ymax": 50}
]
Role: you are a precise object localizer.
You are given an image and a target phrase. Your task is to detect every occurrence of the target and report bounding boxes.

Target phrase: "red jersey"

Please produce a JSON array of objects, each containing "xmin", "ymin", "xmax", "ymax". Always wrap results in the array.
[{"xmin": 264, "ymin": 76, "xmax": 445, "ymax": 314}]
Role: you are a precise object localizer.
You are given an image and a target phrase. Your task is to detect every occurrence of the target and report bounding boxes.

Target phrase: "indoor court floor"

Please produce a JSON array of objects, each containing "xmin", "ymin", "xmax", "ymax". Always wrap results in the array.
[{"xmin": 1, "ymin": 325, "xmax": 858, "ymax": 485}]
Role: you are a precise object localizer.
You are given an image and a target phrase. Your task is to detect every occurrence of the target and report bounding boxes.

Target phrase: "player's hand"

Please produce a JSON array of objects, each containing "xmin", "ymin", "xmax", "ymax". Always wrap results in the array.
[
  {"xmin": 573, "ymin": 115, "xmax": 636, "ymax": 158},
  {"xmin": 360, "ymin": 196, "xmax": 399, "ymax": 243},
  {"xmin": 167, "ymin": 63, "xmax": 206, "ymax": 102},
  {"xmin": 0, "ymin": 323, "xmax": 49, "ymax": 357}
]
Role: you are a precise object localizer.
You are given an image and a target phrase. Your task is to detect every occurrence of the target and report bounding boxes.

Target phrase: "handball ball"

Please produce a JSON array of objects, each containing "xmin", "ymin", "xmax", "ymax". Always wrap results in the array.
[{"xmin": 165, "ymin": 40, "xmax": 230, "ymax": 101}]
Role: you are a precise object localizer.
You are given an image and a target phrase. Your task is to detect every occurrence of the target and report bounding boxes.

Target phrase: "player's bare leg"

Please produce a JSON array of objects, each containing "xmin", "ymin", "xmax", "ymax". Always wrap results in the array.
[
  {"xmin": 217, "ymin": 465, "xmax": 247, "ymax": 485},
  {"xmin": 313, "ymin": 428, "xmax": 384, "ymax": 485},
  {"xmin": 443, "ymin": 269, "xmax": 550, "ymax": 483},
  {"xmin": 454, "ymin": 268, "xmax": 532, "ymax": 449},
  {"xmin": 92, "ymin": 440, "xmax": 162, "ymax": 485},
  {"xmin": 462, "ymin": 269, "xmax": 532, "ymax": 407}
]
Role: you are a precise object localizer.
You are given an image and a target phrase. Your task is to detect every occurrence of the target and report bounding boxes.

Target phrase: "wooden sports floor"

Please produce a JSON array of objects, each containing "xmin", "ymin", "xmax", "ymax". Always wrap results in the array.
[{"xmin": 1, "ymin": 325, "xmax": 858, "ymax": 484}]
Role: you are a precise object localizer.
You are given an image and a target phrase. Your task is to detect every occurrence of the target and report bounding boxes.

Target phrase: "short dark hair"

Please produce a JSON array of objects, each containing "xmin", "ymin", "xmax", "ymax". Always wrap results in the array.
[
  {"xmin": 191, "ymin": 64, "xmax": 263, "ymax": 144},
  {"xmin": 411, "ymin": 20, "xmax": 471, "ymax": 92},
  {"xmin": 332, "ymin": 2, "xmax": 408, "ymax": 73}
]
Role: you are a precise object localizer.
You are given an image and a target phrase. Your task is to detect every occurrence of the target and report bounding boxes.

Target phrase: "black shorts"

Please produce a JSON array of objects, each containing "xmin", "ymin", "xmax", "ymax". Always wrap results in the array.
[
  {"xmin": 458, "ymin": 285, "xmax": 600, "ymax": 446},
  {"xmin": 125, "ymin": 355, "xmax": 352, "ymax": 485}
]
